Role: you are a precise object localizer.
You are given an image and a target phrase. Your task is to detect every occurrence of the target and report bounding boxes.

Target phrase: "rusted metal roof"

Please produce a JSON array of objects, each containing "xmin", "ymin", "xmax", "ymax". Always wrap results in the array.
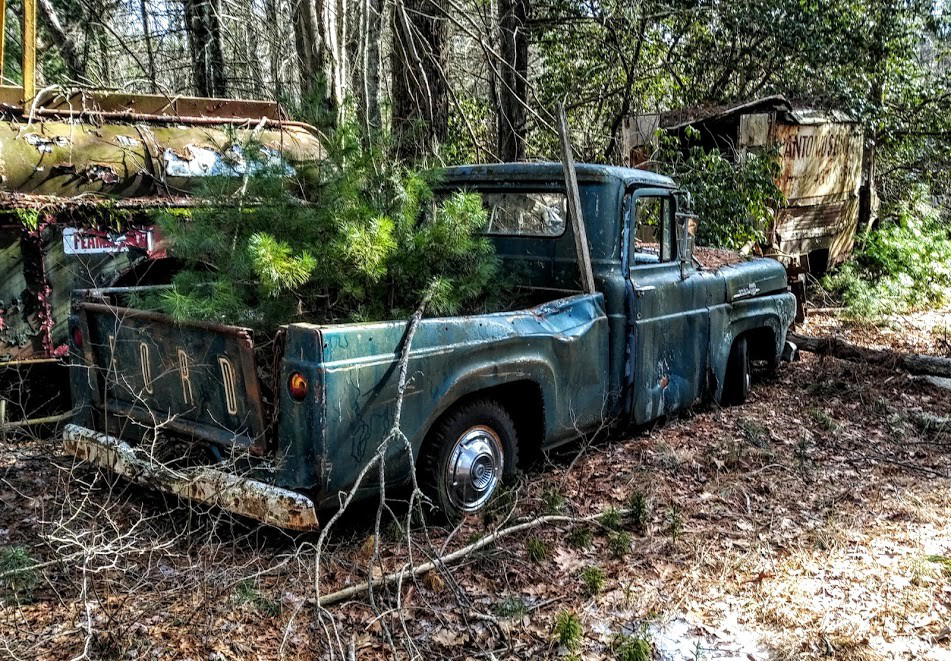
[{"xmin": 662, "ymin": 95, "xmax": 855, "ymax": 130}]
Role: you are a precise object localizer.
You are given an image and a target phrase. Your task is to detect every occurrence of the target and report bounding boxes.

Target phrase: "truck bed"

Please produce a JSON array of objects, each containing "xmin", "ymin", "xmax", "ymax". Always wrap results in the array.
[{"xmin": 68, "ymin": 289, "xmax": 611, "ymax": 508}]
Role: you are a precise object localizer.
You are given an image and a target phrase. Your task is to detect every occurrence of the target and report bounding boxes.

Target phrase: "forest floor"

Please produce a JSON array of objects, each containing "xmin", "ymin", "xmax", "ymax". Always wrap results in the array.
[{"xmin": 2, "ymin": 306, "xmax": 951, "ymax": 660}]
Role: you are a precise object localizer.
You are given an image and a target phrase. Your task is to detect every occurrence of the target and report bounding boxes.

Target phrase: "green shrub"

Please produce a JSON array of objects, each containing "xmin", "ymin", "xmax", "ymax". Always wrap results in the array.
[
  {"xmin": 580, "ymin": 566, "xmax": 606, "ymax": 596},
  {"xmin": 541, "ymin": 483, "xmax": 566, "ymax": 515},
  {"xmin": 612, "ymin": 630, "xmax": 653, "ymax": 661},
  {"xmin": 657, "ymin": 127, "xmax": 785, "ymax": 250},
  {"xmin": 568, "ymin": 525, "xmax": 594, "ymax": 550},
  {"xmin": 823, "ymin": 189, "xmax": 951, "ymax": 320},
  {"xmin": 151, "ymin": 123, "xmax": 502, "ymax": 329},
  {"xmin": 0, "ymin": 547, "xmax": 39, "ymax": 601},
  {"xmin": 494, "ymin": 595, "xmax": 528, "ymax": 618},
  {"xmin": 626, "ymin": 491, "xmax": 650, "ymax": 533},
  {"xmin": 608, "ymin": 531, "xmax": 632, "ymax": 559},
  {"xmin": 599, "ymin": 506, "xmax": 623, "ymax": 531},
  {"xmin": 235, "ymin": 579, "xmax": 281, "ymax": 615},
  {"xmin": 526, "ymin": 537, "xmax": 549, "ymax": 562},
  {"xmin": 554, "ymin": 610, "xmax": 583, "ymax": 650}
]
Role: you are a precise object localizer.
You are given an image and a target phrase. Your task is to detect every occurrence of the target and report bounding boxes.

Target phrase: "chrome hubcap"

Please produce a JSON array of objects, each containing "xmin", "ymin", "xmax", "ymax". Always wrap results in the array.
[{"xmin": 446, "ymin": 425, "xmax": 503, "ymax": 512}]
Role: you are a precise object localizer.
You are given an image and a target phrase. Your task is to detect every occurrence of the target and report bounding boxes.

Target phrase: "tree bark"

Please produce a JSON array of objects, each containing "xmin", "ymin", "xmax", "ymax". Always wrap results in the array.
[
  {"xmin": 293, "ymin": 0, "xmax": 321, "ymax": 98},
  {"xmin": 789, "ymin": 332, "xmax": 951, "ymax": 378},
  {"xmin": 355, "ymin": 0, "xmax": 384, "ymax": 135},
  {"xmin": 496, "ymin": 0, "xmax": 529, "ymax": 161},
  {"xmin": 390, "ymin": 0, "xmax": 449, "ymax": 162},
  {"xmin": 139, "ymin": 0, "xmax": 158, "ymax": 93},
  {"xmin": 37, "ymin": 0, "xmax": 86, "ymax": 81},
  {"xmin": 183, "ymin": 0, "xmax": 228, "ymax": 97}
]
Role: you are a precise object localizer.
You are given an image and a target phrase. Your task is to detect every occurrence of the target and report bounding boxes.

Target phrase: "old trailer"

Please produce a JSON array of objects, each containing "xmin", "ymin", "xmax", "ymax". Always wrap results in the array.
[
  {"xmin": 0, "ymin": 0, "xmax": 323, "ymax": 426},
  {"xmin": 620, "ymin": 95, "xmax": 870, "ymax": 274}
]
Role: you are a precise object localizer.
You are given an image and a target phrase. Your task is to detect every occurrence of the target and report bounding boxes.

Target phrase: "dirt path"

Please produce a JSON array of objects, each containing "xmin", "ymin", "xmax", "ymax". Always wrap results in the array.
[{"xmin": 1, "ymin": 311, "xmax": 950, "ymax": 659}]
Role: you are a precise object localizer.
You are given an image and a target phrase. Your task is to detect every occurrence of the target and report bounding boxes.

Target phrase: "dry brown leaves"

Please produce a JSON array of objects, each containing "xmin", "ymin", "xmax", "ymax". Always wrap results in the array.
[{"xmin": 0, "ymin": 309, "xmax": 949, "ymax": 659}]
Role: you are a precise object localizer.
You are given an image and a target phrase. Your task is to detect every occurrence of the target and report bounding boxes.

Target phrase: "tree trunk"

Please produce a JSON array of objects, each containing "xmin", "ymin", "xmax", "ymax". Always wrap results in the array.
[
  {"xmin": 789, "ymin": 332, "xmax": 951, "ymax": 378},
  {"xmin": 37, "ymin": 0, "xmax": 86, "ymax": 81},
  {"xmin": 293, "ymin": 0, "xmax": 320, "ymax": 98},
  {"xmin": 183, "ymin": 0, "xmax": 228, "ymax": 97},
  {"xmin": 390, "ymin": 0, "xmax": 449, "ymax": 162},
  {"xmin": 139, "ymin": 0, "xmax": 158, "ymax": 93},
  {"xmin": 354, "ymin": 0, "xmax": 384, "ymax": 135},
  {"xmin": 496, "ymin": 0, "xmax": 529, "ymax": 162}
]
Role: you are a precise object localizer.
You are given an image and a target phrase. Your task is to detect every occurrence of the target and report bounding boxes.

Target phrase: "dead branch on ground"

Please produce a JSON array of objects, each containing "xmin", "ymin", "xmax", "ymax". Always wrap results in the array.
[{"xmin": 789, "ymin": 331, "xmax": 951, "ymax": 378}]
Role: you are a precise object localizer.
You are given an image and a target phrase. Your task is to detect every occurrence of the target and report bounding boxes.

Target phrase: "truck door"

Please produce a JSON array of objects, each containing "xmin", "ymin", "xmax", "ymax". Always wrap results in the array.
[{"xmin": 623, "ymin": 188, "xmax": 711, "ymax": 424}]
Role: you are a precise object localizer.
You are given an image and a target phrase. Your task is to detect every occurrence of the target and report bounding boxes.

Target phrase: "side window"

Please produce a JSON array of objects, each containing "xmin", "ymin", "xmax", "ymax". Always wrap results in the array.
[
  {"xmin": 482, "ymin": 191, "xmax": 567, "ymax": 237},
  {"xmin": 631, "ymin": 195, "xmax": 675, "ymax": 264}
]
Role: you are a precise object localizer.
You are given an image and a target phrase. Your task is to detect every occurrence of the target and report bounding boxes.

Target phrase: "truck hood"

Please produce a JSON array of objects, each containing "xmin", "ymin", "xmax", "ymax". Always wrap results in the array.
[{"xmin": 717, "ymin": 258, "xmax": 788, "ymax": 302}]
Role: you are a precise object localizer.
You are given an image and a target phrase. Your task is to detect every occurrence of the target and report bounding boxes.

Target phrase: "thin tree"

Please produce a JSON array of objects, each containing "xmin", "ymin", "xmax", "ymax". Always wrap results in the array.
[
  {"xmin": 183, "ymin": 0, "xmax": 228, "ymax": 97},
  {"xmin": 391, "ymin": 0, "xmax": 450, "ymax": 161}
]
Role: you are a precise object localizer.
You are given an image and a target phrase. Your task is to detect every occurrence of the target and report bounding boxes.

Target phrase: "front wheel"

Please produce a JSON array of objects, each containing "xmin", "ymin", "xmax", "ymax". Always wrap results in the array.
[
  {"xmin": 420, "ymin": 399, "xmax": 518, "ymax": 520},
  {"xmin": 720, "ymin": 336, "xmax": 751, "ymax": 406}
]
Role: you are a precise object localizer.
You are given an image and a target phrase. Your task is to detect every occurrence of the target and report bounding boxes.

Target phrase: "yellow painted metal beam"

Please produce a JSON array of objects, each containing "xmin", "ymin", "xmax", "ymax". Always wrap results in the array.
[{"xmin": 22, "ymin": 0, "xmax": 35, "ymax": 102}]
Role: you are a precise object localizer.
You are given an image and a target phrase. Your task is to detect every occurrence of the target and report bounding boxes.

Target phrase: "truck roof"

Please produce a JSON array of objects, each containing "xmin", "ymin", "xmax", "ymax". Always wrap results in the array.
[{"xmin": 438, "ymin": 163, "xmax": 675, "ymax": 189}]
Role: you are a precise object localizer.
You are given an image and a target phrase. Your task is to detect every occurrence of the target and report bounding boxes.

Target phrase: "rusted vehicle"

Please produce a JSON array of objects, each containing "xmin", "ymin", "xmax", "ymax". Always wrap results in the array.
[
  {"xmin": 63, "ymin": 164, "xmax": 797, "ymax": 529},
  {"xmin": 0, "ymin": 0, "xmax": 322, "ymax": 425},
  {"xmin": 621, "ymin": 95, "xmax": 867, "ymax": 274}
]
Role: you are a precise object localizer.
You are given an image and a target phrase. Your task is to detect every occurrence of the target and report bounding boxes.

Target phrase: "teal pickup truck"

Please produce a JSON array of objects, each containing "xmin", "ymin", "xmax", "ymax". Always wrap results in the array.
[{"xmin": 63, "ymin": 164, "xmax": 796, "ymax": 529}]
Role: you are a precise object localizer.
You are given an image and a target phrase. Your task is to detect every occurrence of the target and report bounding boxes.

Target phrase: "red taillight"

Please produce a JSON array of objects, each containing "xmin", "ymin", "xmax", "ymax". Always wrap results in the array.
[
  {"xmin": 288, "ymin": 372, "xmax": 308, "ymax": 401},
  {"xmin": 71, "ymin": 326, "xmax": 84, "ymax": 349}
]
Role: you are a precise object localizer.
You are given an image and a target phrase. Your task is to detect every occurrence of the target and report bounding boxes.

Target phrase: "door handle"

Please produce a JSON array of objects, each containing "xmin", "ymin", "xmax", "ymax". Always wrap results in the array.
[{"xmin": 633, "ymin": 285, "xmax": 655, "ymax": 296}]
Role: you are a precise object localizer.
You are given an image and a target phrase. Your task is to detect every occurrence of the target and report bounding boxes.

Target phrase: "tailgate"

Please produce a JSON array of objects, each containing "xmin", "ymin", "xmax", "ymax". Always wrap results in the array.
[{"xmin": 76, "ymin": 302, "xmax": 268, "ymax": 451}]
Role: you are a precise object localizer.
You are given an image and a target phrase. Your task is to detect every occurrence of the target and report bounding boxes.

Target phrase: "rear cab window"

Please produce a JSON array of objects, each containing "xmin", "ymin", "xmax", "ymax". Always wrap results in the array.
[{"xmin": 482, "ymin": 191, "xmax": 567, "ymax": 237}]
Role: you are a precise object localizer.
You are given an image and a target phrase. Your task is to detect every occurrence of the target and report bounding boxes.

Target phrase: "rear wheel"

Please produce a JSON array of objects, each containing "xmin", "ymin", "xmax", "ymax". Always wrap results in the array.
[
  {"xmin": 420, "ymin": 399, "xmax": 518, "ymax": 520},
  {"xmin": 721, "ymin": 336, "xmax": 750, "ymax": 406}
]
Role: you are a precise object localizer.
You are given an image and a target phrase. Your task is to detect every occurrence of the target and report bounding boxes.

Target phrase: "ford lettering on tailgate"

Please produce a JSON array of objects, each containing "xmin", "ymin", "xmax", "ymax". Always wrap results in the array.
[{"xmin": 77, "ymin": 302, "xmax": 267, "ymax": 450}]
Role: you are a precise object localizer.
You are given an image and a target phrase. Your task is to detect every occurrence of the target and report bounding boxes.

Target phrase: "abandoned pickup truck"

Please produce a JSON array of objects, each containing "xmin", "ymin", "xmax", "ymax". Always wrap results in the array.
[{"xmin": 63, "ymin": 163, "xmax": 796, "ymax": 529}]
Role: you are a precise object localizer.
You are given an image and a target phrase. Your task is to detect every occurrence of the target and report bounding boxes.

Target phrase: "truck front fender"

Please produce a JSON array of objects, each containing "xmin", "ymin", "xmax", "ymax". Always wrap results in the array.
[{"xmin": 708, "ymin": 292, "xmax": 797, "ymax": 400}]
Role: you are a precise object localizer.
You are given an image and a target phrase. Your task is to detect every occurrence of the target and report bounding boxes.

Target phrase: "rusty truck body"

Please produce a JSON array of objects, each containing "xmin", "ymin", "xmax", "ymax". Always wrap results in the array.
[
  {"xmin": 0, "ymin": 1, "xmax": 322, "ymax": 424},
  {"xmin": 621, "ymin": 95, "xmax": 867, "ymax": 274},
  {"xmin": 63, "ymin": 163, "xmax": 797, "ymax": 529}
]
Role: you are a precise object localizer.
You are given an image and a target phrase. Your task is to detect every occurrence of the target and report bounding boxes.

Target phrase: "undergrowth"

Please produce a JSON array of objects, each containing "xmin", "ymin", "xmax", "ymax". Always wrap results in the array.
[{"xmin": 823, "ymin": 188, "xmax": 951, "ymax": 321}]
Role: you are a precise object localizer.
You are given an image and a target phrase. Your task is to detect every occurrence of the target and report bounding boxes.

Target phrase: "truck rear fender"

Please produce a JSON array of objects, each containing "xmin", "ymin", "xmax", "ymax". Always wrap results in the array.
[
  {"xmin": 419, "ymin": 377, "xmax": 549, "ymax": 467},
  {"xmin": 708, "ymin": 292, "xmax": 797, "ymax": 400},
  {"xmin": 313, "ymin": 293, "xmax": 608, "ymax": 505}
]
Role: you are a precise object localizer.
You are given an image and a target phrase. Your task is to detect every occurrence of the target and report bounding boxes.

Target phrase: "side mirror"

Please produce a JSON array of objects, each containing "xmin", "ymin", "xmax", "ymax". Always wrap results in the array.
[{"xmin": 676, "ymin": 212, "xmax": 699, "ymax": 280}]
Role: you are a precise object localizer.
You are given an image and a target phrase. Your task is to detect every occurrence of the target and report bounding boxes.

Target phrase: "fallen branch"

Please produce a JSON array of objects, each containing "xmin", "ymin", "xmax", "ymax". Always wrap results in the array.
[
  {"xmin": 789, "ymin": 332, "xmax": 951, "ymax": 378},
  {"xmin": 316, "ymin": 510, "xmax": 624, "ymax": 608}
]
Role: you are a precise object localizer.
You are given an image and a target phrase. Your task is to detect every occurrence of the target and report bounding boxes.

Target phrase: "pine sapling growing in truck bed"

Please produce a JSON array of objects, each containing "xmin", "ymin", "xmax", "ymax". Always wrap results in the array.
[{"xmin": 148, "ymin": 124, "xmax": 502, "ymax": 329}]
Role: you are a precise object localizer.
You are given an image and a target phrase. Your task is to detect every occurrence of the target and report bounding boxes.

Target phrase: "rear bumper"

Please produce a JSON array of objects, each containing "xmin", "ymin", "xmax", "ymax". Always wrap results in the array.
[{"xmin": 62, "ymin": 424, "xmax": 318, "ymax": 531}]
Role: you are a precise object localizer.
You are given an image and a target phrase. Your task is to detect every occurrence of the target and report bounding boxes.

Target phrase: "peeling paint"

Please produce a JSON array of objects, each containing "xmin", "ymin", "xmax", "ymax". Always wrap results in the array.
[
  {"xmin": 162, "ymin": 144, "xmax": 293, "ymax": 178},
  {"xmin": 24, "ymin": 133, "xmax": 70, "ymax": 153},
  {"xmin": 84, "ymin": 164, "xmax": 120, "ymax": 184}
]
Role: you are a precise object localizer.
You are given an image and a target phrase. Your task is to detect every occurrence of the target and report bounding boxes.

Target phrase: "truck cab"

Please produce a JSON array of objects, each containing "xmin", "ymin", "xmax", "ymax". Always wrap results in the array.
[{"xmin": 64, "ymin": 164, "xmax": 796, "ymax": 528}]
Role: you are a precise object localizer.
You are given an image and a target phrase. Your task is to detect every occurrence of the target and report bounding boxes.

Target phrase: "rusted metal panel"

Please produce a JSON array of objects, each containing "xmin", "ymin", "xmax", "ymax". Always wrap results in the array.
[
  {"xmin": 772, "ymin": 121, "xmax": 862, "ymax": 266},
  {"xmin": 75, "ymin": 301, "xmax": 268, "ymax": 453},
  {"xmin": 63, "ymin": 424, "xmax": 318, "ymax": 530},
  {"xmin": 21, "ymin": 0, "xmax": 35, "ymax": 101},
  {"xmin": 774, "ymin": 122, "xmax": 862, "ymax": 203},
  {"xmin": 0, "ymin": 120, "xmax": 320, "ymax": 200},
  {"xmin": 34, "ymin": 91, "xmax": 286, "ymax": 122}
]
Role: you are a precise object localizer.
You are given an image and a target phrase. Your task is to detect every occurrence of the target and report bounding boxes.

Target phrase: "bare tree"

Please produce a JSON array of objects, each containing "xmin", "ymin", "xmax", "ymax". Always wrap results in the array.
[
  {"xmin": 391, "ymin": 0, "xmax": 450, "ymax": 161},
  {"xmin": 496, "ymin": 0, "xmax": 529, "ymax": 161},
  {"xmin": 183, "ymin": 0, "xmax": 228, "ymax": 97}
]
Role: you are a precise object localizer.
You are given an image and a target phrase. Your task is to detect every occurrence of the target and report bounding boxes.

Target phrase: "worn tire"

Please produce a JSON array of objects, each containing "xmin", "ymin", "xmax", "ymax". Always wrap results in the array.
[
  {"xmin": 420, "ymin": 398, "xmax": 518, "ymax": 520},
  {"xmin": 721, "ymin": 336, "xmax": 751, "ymax": 406}
]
